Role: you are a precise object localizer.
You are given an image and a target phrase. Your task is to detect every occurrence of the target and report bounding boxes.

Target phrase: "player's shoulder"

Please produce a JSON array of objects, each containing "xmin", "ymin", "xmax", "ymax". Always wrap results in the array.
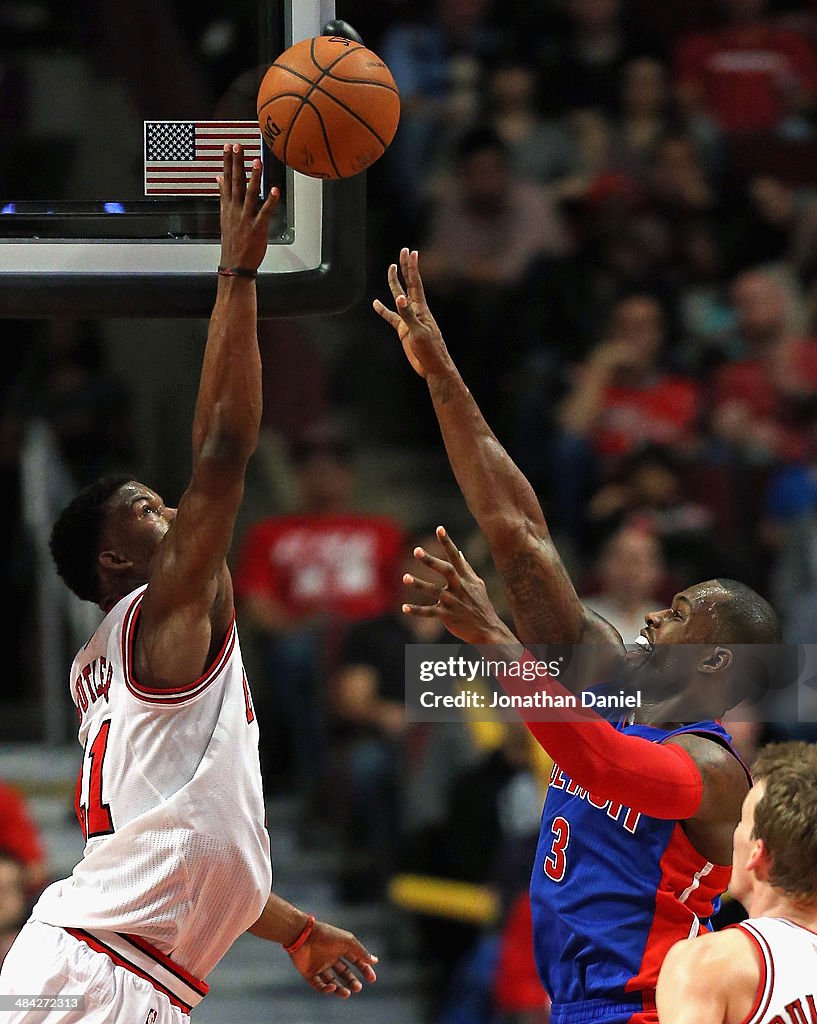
[
  {"xmin": 661, "ymin": 927, "xmax": 759, "ymax": 985},
  {"xmin": 664, "ymin": 731, "xmax": 750, "ymax": 787},
  {"xmin": 658, "ymin": 926, "xmax": 762, "ymax": 1024}
]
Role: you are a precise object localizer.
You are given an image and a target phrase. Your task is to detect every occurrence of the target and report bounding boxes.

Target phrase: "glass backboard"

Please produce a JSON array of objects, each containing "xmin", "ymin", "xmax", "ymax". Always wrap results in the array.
[{"xmin": 0, "ymin": 0, "xmax": 365, "ymax": 317}]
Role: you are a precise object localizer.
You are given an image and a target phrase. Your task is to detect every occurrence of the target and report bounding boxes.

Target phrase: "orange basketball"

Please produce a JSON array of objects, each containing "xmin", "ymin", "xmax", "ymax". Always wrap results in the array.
[{"xmin": 257, "ymin": 36, "xmax": 401, "ymax": 180}]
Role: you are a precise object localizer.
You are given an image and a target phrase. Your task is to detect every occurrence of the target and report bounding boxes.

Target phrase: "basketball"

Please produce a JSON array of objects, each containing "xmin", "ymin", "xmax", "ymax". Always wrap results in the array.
[{"xmin": 257, "ymin": 36, "xmax": 401, "ymax": 180}]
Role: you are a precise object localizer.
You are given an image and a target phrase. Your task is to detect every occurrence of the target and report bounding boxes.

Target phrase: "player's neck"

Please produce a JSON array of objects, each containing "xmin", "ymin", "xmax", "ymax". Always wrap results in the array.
[{"xmin": 745, "ymin": 888, "xmax": 817, "ymax": 931}]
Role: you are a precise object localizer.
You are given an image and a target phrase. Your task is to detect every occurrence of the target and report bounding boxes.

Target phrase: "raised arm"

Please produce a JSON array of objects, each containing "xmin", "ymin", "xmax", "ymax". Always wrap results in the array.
[
  {"xmin": 404, "ymin": 529, "xmax": 748, "ymax": 837},
  {"xmin": 374, "ymin": 249, "xmax": 623, "ymax": 654},
  {"xmin": 135, "ymin": 145, "xmax": 279, "ymax": 689}
]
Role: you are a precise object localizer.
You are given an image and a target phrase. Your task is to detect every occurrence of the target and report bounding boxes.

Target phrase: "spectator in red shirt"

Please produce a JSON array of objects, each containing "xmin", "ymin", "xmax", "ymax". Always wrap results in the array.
[
  {"xmin": 558, "ymin": 293, "xmax": 701, "ymax": 466},
  {"xmin": 709, "ymin": 267, "xmax": 817, "ymax": 462},
  {"xmin": 549, "ymin": 294, "xmax": 700, "ymax": 547},
  {"xmin": 674, "ymin": 0, "xmax": 817, "ymax": 136},
  {"xmin": 0, "ymin": 782, "xmax": 48, "ymax": 896},
  {"xmin": 233, "ymin": 422, "xmax": 405, "ymax": 830}
]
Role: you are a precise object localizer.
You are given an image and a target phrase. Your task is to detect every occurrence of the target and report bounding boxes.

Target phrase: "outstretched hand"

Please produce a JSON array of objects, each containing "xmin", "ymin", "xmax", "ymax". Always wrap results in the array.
[
  {"xmin": 373, "ymin": 248, "xmax": 455, "ymax": 380},
  {"xmin": 288, "ymin": 920, "xmax": 378, "ymax": 998},
  {"xmin": 218, "ymin": 143, "xmax": 280, "ymax": 272},
  {"xmin": 403, "ymin": 526, "xmax": 518, "ymax": 646}
]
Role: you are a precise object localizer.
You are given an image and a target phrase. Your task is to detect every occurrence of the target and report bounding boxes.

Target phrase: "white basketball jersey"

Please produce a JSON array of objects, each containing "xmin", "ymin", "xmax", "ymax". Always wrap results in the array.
[
  {"xmin": 32, "ymin": 586, "xmax": 272, "ymax": 981},
  {"xmin": 737, "ymin": 917, "xmax": 817, "ymax": 1024}
]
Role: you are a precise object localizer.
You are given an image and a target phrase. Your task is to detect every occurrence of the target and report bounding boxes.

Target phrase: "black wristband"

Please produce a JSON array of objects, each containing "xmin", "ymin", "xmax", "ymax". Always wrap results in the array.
[{"xmin": 217, "ymin": 265, "xmax": 258, "ymax": 279}]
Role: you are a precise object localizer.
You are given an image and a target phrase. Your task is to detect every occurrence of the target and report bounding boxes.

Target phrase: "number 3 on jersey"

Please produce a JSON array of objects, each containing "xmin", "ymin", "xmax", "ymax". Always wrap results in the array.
[
  {"xmin": 76, "ymin": 720, "xmax": 114, "ymax": 839},
  {"xmin": 544, "ymin": 815, "xmax": 570, "ymax": 882}
]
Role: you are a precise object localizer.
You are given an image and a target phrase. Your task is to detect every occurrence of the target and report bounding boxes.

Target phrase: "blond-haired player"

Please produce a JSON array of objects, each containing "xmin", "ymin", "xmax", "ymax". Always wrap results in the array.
[
  {"xmin": 0, "ymin": 145, "xmax": 377, "ymax": 1023},
  {"xmin": 656, "ymin": 740, "xmax": 817, "ymax": 1024}
]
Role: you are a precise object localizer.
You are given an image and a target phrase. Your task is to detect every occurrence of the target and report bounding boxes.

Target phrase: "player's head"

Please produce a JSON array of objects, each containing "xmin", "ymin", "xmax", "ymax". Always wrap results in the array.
[
  {"xmin": 50, "ymin": 475, "xmax": 177, "ymax": 608},
  {"xmin": 641, "ymin": 578, "xmax": 779, "ymax": 646},
  {"xmin": 635, "ymin": 578, "xmax": 781, "ymax": 716},
  {"xmin": 730, "ymin": 741, "xmax": 817, "ymax": 911}
]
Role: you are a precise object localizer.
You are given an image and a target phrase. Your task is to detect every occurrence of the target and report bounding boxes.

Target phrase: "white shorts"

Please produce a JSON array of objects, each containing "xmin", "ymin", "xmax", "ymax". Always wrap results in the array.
[{"xmin": 0, "ymin": 922, "xmax": 190, "ymax": 1024}]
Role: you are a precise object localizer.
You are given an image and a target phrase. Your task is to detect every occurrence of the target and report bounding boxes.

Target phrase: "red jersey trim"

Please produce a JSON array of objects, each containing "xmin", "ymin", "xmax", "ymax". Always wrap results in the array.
[
  {"xmin": 731, "ymin": 922, "xmax": 774, "ymax": 1024},
  {"xmin": 121, "ymin": 592, "xmax": 237, "ymax": 705},
  {"xmin": 777, "ymin": 917, "xmax": 817, "ymax": 940},
  {"xmin": 64, "ymin": 927, "xmax": 205, "ymax": 1011},
  {"xmin": 123, "ymin": 932, "xmax": 209, "ymax": 996}
]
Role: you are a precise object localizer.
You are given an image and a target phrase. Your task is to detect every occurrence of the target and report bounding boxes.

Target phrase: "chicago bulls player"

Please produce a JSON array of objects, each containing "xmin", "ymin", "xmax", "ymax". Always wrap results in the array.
[
  {"xmin": 657, "ymin": 741, "xmax": 817, "ymax": 1024},
  {"xmin": 0, "ymin": 145, "xmax": 377, "ymax": 1023}
]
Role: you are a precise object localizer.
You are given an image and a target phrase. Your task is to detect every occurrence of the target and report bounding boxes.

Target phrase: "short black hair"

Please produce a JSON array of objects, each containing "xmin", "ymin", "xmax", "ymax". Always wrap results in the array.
[
  {"xmin": 49, "ymin": 474, "xmax": 133, "ymax": 604},
  {"xmin": 714, "ymin": 578, "xmax": 782, "ymax": 644}
]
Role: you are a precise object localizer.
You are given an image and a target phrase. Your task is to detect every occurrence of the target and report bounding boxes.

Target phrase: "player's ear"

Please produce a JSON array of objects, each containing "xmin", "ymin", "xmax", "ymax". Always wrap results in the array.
[
  {"xmin": 746, "ymin": 836, "xmax": 771, "ymax": 881},
  {"xmin": 99, "ymin": 550, "xmax": 133, "ymax": 572},
  {"xmin": 698, "ymin": 646, "xmax": 733, "ymax": 674}
]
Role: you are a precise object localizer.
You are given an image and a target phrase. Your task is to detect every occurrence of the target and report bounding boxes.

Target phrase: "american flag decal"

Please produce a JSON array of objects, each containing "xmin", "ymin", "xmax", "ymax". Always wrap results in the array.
[{"xmin": 144, "ymin": 121, "xmax": 262, "ymax": 196}]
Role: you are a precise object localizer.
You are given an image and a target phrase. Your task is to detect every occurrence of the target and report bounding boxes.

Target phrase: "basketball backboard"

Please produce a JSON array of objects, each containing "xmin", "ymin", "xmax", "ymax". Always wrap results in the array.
[{"xmin": 0, "ymin": 0, "xmax": 364, "ymax": 317}]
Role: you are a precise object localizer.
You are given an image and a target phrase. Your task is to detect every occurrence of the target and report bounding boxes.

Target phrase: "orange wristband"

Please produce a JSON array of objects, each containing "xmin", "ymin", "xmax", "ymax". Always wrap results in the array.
[{"xmin": 284, "ymin": 914, "xmax": 316, "ymax": 954}]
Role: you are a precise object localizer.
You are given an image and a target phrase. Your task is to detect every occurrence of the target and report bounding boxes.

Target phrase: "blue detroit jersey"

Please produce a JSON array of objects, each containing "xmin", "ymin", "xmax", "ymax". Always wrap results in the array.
[{"xmin": 529, "ymin": 719, "xmax": 743, "ymax": 1022}]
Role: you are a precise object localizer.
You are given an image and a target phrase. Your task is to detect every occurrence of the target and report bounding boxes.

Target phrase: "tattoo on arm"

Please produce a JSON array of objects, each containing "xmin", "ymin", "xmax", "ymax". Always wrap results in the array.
[
  {"xmin": 429, "ymin": 376, "xmax": 454, "ymax": 405},
  {"xmin": 499, "ymin": 550, "xmax": 574, "ymax": 643}
]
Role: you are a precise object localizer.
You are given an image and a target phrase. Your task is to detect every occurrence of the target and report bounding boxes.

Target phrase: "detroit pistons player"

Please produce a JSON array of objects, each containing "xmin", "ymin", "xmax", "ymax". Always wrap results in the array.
[
  {"xmin": 657, "ymin": 741, "xmax": 817, "ymax": 1024},
  {"xmin": 376, "ymin": 251, "xmax": 786, "ymax": 1024},
  {"xmin": 0, "ymin": 145, "xmax": 377, "ymax": 1023}
]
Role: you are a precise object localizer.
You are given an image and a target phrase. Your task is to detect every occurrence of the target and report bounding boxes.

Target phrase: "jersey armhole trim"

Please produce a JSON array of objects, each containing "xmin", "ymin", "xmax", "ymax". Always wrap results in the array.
[
  {"xmin": 122, "ymin": 594, "xmax": 237, "ymax": 705},
  {"xmin": 664, "ymin": 728, "xmax": 754, "ymax": 788},
  {"xmin": 729, "ymin": 922, "xmax": 774, "ymax": 1024}
]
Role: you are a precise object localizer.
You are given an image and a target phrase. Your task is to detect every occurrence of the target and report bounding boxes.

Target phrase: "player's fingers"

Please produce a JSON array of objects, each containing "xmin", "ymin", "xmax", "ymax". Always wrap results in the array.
[
  {"xmin": 342, "ymin": 942, "xmax": 378, "ymax": 976},
  {"xmin": 436, "ymin": 526, "xmax": 469, "ymax": 574},
  {"xmin": 354, "ymin": 958, "xmax": 378, "ymax": 983},
  {"xmin": 399, "ymin": 246, "xmax": 411, "ymax": 283},
  {"xmin": 414, "ymin": 546, "xmax": 458, "ymax": 586},
  {"xmin": 372, "ymin": 298, "xmax": 402, "ymax": 329},
  {"xmin": 407, "ymin": 249, "xmax": 428, "ymax": 306},
  {"xmin": 403, "ymin": 575, "xmax": 457, "ymax": 609},
  {"xmin": 331, "ymin": 960, "xmax": 363, "ymax": 993},
  {"xmin": 312, "ymin": 978, "xmax": 337, "ymax": 996},
  {"xmin": 402, "ymin": 602, "xmax": 444, "ymax": 618},
  {"xmin": 245, "ymin": 158, "xmax": 263, "ymax": 212},
  {"xmin": 257, "ymin": 185, "xmax": 280, "ymax": 225},
  {"xmin": 222, "ymin": 144, "xmax": 233, "ymax": 196},
  {"xmin": 396, "ymin": 294, "xmax": 422, "ymax": 330},
  {"xmin": 387, "ymin": 262, "xmax": 405, "ymax": 302},
  {"xmin": 320, "ymin": 967, "xmax": 351, "ymax": 998},
  {"xmin": 231, "ymin": 144, "xmax": 246, "ymax": 201},
  {"xmin": 402, "ymin": 573, "xmax": 443, "ymax": 598},
  {"xmin": 262, "ymin": 184, "xmax": 281, "ymax": 211}
]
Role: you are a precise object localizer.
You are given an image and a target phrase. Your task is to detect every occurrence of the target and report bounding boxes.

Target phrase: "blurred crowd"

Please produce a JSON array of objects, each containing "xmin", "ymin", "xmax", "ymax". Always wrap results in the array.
[{"xmin": 5, "ymin": 0, "xmax": 817, "ymax": 1019}]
